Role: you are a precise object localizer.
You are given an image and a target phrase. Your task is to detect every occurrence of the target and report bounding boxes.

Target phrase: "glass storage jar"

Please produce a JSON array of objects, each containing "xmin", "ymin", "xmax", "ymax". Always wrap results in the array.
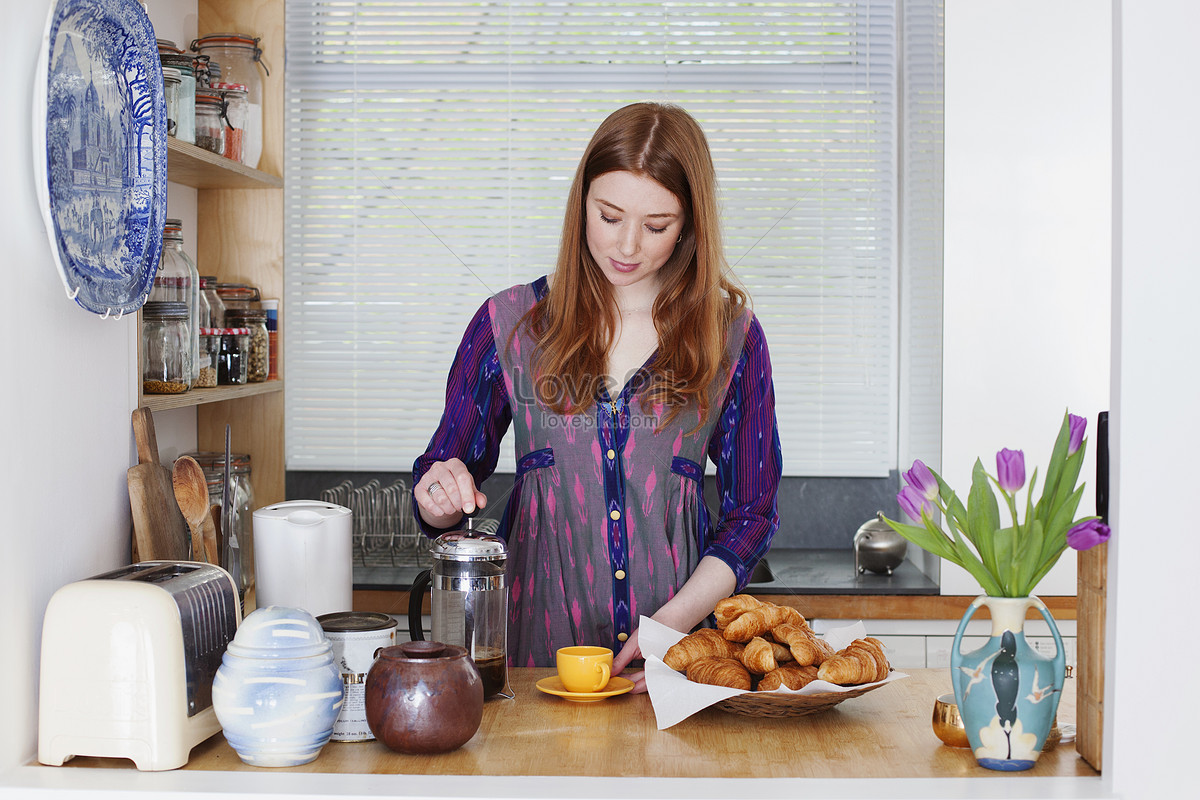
[
  {"xmin": 142, "ymin": 301, "xmax": 192, "ymax": 394},
  {"xmin": 196, "ymin": 328, "xmax": 220, "ymax": 388},
  {"xmin": 159, "ymin": 53, "xmax": 195, "ymax": 144},
  {"xmin": 216, "ymin": 282, "xmax": 260, "ymax": 313},
  {"xmin": 191, "ymin": 34, "xmax": 265, "ymax": 168},
  {"xmin": 152, "ymin": 220, "xmax": 200, "ymax": 386},
  {"xmin": 187, "ymin": 451, "xmax": 255, "ymax": 608},
  {"xmin": 217, "ymin": 327, "xmax": 249, "ymax": 385},
  {"xmin": 195, "ymin": 92, "xmax": 225, "ymax": 155},
  {"xmin": 212, "ymin": 82, "xmax": 248, "ymax": 164},
  {"xmin": 201, "ymin": 275, "xmax": 225, "ymax": 328},
  {"xmin": 162, "ymin": 67, "xmax": 181, "ymax": 138},
  {"xmin": 226, "ymin": 309, "xmax": 268, "ymax": 382}
]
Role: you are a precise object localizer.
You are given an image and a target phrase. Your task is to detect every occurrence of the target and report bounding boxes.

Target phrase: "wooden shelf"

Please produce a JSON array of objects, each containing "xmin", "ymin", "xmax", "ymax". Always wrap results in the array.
[
  {"xmin": 142, "ymin": 379, "xmax": 283, "ymax": 412},
  {"xmin": 167, "ymin": 138, "xmax": 283, "ymax": 189}
]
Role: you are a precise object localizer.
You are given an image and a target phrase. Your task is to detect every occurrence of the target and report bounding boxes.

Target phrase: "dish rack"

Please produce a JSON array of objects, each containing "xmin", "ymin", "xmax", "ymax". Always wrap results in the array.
[{"xmin": 319, "ymin": 478, "xmax": 499, "ymax": 568}]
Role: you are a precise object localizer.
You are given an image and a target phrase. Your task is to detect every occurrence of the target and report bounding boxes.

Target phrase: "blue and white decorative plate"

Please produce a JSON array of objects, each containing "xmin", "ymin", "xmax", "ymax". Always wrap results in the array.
[{"xmin": 33, "ymin": 0, "xmax": 167, "ymax": 318}]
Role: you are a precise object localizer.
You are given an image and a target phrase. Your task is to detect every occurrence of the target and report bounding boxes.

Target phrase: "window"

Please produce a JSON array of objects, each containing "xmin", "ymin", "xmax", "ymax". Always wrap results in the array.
[{"xmin": 284, "ymin": 0, "xmax": 942, "ymax": 478}]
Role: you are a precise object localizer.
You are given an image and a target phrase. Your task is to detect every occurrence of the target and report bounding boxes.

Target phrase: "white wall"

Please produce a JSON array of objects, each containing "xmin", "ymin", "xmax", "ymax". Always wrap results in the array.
[
  {"xmin": 1110, "ymin": 1, "xmax": 1200, "ymax": 793},
  {"xmin": 941, "ymin": 0, "xmax": 1112, "ymax": 596},
  {"xmin": 0, "ymin": 0, "xmax": 198, "ymax": 773}
]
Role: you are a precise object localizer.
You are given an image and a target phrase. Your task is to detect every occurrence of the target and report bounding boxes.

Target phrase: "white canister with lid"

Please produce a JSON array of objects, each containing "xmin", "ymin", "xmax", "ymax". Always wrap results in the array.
[{"xmin": 252, "ymin": 501, "xmax": 352, "ymax": 618}]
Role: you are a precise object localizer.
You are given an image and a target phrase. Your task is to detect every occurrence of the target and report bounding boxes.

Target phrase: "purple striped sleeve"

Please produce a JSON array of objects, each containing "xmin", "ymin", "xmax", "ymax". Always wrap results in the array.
[
  {"xmin": 704, "ymin": 314, "xmax": 783, "ymax": 590},
  {"xmin": 412, "ymin": 300, "xmax": 512, "ymax": 536}
]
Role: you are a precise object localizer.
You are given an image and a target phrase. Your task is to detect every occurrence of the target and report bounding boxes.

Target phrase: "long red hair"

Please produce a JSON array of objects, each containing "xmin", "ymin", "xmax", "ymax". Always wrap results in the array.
[{"xmin": 522, "ymin": 103, "xmax": 747, "ymax": 429}]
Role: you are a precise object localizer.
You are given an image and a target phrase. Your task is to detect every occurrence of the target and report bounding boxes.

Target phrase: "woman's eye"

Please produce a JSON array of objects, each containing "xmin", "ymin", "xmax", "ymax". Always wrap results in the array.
[
  {"xmin": 600, "ymin": 212, "xmax": 620, "ymax": 225},
  {"xmin": 646, "ymin": 225, "xmax": 668, "ymax": 235}
]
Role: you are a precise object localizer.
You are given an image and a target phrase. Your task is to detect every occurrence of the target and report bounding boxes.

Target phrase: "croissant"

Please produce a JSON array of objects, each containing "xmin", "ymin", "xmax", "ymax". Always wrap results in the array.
[
  {"xmin": 740, "ymin": 636, "xmax": 778, "ymax": 674},
  {"xmin": 663, "ymin": 628, "xmax": 742, "ymax": 671},
  {"xmin": 757, "ymin": 663, "xmax": 820, "ymax": 691},
  {"xmin": 816, "ymin": 638, "xmax": 891, "ymax": 684},
  {"xmin": 686, "ymin": 656, "xmax": 752, "ymax": 691},
  {"xmin": 770, "ymin": 622, "xmax": 833, "ymax": 666},
  {"xmin": 790, "ymin": 633, "xmax": 835, "ymax": 667},
  {"xmin": 766, "ymin": 639, "xmax": 793, "ymax": 663},
  {"xmin": 714, "ymin": 594, "xmax": 763, "ymax": 629},
  {"xmin": 723, "ymin": 605, "xmax": 796, "ymax": 642}
]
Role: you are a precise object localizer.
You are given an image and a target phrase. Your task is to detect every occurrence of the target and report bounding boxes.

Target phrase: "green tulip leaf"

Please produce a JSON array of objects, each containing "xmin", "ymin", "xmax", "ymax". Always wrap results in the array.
[
  {"xmin": 967, "ymin": 460, "xmax": 1001, "ymax": 578},
  {"xmin": 1014, "ymin": 518, "xmax": 1045, "ymax": 596}
]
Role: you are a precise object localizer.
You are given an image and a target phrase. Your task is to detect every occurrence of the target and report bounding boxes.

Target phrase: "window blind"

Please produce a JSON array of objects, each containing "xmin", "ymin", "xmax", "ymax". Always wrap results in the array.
[
  {"xmin": 898, "ymin": 0, "xmax": 944, "ymax": 474},
  {"xmin": 285, "ymin": 1, "xmax": 902, "ymax": 477}
]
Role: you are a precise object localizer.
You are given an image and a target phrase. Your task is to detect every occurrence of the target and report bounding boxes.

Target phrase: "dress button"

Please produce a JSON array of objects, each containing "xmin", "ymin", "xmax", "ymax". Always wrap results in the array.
[
  {"xmin": 617, "ymin": 632, "xmax": 629, "ymax": 642},
  {"xmin": 610, "ymin": 510, "xmax": 621, "ymax": 521},
  {"xmin": 607, "ymin": 448, "xmax": 616, "ymax": 460},
  {"xmin": 614, "ymin": 569, "xmax": 626, "ymax": 580}
]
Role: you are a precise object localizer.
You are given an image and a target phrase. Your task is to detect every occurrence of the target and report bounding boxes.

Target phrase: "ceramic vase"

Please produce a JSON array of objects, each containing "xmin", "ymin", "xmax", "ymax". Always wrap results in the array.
[
  {"xmin": 951, "ymin": 595, "xmax": 1066, "ymax": 771},
  {"xmin": 212, "ymin": 606, "xmax": 344, "ymax": 767}
]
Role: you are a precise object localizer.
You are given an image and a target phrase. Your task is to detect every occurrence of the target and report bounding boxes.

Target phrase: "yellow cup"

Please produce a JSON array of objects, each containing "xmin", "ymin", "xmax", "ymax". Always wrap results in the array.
[{"xmin": 556, "ymin": 646, "xmax": 613, "ymax": 693}]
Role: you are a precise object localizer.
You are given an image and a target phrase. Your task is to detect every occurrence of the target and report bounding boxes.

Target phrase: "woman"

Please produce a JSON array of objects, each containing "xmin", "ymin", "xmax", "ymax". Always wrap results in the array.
[{"xmin": 413, "ymin": 102, "xmax": 781, "ymax": 689}]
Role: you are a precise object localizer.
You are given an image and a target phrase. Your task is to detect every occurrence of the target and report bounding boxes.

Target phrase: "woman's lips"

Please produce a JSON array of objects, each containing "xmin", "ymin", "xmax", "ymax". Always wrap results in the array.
[{"xmin": 609, "ymin": 258, "xmax": 640, "ymax": 274}]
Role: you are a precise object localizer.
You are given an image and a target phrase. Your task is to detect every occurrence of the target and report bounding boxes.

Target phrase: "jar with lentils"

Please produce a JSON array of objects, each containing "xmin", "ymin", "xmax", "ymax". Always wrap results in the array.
[{"xmin": 142, "ymin": 301, "xmax": 192, "ymax": 394}]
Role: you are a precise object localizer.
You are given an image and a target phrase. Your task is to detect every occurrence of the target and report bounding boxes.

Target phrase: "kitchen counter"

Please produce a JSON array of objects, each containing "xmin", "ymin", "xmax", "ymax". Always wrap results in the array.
[{"xmin": 26, "ymin": 668, "xmax": 1097, "ymax": 795}]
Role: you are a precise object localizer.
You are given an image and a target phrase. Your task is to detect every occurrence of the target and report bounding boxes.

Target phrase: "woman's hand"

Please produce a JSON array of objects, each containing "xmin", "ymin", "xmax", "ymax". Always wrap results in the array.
[
  {"xmin": 613, "ymin": 629, "xmax": 647, "ymax": 693},
  {"xmin": 415, "ymin": 458, "xmax": 487, "ymax": 528},
  {"xmin": 613, "ymin": 556, "xmax": 739, "ymax": 694}
]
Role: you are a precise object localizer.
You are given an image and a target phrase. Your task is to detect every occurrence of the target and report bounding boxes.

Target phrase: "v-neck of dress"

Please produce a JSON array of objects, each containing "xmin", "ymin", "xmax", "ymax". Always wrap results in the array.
[
  {"xmin": 598, "ymin": 350, "xmax": 659, "ymax": 411},
  {"xmin": 532, "ymin": 275, "xmax": 659, "ymax": 411}
]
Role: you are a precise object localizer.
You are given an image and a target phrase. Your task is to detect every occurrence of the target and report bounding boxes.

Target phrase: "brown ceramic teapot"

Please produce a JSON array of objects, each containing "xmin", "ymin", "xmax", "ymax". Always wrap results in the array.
[{"xmin": 364, "ymin": 641, "xmax": 484, "ymax": 754}]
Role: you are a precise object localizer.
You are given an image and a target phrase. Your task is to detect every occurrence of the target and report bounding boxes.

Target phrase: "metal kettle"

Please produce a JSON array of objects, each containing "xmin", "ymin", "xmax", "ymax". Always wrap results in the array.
[
  {"xmin": 408, "ymin": 517, "xmax": 512, "ymax": 698},
  {"xmin": 854, "ymin": 512, "xmax": 908, "ymax": 576}
]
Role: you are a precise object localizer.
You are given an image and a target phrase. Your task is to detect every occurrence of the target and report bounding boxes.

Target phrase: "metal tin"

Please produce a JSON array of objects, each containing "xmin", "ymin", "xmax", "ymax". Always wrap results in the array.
[{"xmin": 318, "ymin": 612, "xmax": 397, "ymax": 741}]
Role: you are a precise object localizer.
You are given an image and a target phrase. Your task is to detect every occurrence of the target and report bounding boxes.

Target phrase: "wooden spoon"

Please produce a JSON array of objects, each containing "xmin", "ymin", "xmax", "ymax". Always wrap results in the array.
[{"xmin": 172, "ymin": 456, "xmax": 213, "ymax": 563}]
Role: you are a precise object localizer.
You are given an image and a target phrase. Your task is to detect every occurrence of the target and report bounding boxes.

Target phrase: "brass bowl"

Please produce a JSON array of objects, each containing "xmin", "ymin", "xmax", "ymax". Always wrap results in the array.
[{"xmin": 932, "ymin": 693, "xmax": 971, "ymax": 748}]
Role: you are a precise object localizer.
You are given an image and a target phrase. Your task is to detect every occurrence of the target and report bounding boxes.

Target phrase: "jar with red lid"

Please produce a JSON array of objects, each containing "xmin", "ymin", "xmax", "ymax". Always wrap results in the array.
[
  {"xmin": 212, "ymin": 82, "xmax": 249, "ymax": 164},
  {"xmin": 218, "ymin": 327, "xmax": 250, "ymax": 385},
  {"xmin": 196, "ymin": 328, "xmax": 220, "ymax": 388},
  {"xmin": 191, "ymin": 33, "xmax": 266, "ymax": 168}
]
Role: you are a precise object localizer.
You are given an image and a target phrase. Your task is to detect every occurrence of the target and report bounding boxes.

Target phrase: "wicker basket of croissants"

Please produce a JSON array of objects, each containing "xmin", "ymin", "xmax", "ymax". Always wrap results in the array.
[{"xmin": 661, "ymin": 595, "xmax": 894, "ymax": 718}]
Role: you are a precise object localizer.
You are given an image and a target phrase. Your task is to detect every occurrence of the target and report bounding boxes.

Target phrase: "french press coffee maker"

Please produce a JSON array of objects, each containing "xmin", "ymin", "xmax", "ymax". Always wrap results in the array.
[{"xmin": 408, "ymin": 517, "xmax": 512, "ymax": 698}]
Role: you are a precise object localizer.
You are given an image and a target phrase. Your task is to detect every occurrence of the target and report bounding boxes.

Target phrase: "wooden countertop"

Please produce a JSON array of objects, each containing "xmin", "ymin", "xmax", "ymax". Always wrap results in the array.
[
  {"xmin": 60, "ymin": 668, "xmax": 1095, "ymax": 780},
  {"xmin": 357, "ymin": 589, "xmax": 1077, "ymax": 622}
]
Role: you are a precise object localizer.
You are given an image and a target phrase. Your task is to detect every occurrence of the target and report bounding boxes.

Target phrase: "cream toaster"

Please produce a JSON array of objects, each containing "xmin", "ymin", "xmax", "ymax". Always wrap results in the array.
[{"xmin": 38, "ymin": 561, "xmax": 241, "ymax": 771}]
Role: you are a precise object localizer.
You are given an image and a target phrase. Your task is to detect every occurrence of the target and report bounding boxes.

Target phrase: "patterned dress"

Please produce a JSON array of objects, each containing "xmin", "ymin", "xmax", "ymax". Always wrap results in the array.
[{"xmin": 414, "ymin": 277, "xmax": 782, "ymax": 667}]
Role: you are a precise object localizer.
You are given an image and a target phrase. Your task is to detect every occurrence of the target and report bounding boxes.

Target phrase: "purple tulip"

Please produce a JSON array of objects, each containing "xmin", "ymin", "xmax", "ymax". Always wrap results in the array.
[
  {"xmin": 903, "ymin": 459, "xmax": 940, "ymax": 501},
  {"xmin": 897, "ymin": 485, "xmax": 934, "ymax": 522},
  {"xmin": 1068, "ymin": 414, "xmax": 1087, "ymax": 455},
  {"xmin": 1067, "ymin": 519, "xmax": 1112, "ymax": 551},
  {"xmin": 996, "ymin": 448, "xmax": 1026, "ymax": 493}
]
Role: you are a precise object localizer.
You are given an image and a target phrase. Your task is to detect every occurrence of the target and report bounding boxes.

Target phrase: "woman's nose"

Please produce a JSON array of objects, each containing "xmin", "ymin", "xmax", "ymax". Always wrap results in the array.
[{"xmin": 617, "ymin": 224, "xmax": 640, "ymax": 257}]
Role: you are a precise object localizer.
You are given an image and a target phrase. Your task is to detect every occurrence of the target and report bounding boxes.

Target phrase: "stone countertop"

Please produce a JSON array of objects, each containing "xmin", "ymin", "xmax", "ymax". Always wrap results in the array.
[{"xmin": 354, "ymin": 548, "xmax": 939, "ymax": 596}]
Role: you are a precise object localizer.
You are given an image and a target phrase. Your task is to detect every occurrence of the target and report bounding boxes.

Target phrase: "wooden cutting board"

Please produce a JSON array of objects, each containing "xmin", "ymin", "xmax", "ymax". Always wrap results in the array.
[{"xmin": 127, "ymin": 407, "xmax": 189, "ymax": 562}]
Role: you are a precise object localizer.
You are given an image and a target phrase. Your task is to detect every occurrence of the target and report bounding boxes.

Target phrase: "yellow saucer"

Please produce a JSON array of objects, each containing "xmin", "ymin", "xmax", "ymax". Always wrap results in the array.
[{"xmin": 535, "ymin": 675, "xmax": 635, "ymax": 702}]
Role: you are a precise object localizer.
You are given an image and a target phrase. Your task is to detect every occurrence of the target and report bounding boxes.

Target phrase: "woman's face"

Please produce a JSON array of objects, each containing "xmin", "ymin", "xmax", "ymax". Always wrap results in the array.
[{"xmin": 584, "ymin": 170, "xmax": 684, "ymax": 293}]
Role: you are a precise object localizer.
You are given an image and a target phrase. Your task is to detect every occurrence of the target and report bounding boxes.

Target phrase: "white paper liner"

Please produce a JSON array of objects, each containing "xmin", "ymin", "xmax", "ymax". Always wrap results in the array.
[{"xmin": 640, "ymin": 615, "xmax": 908, "ymax": 729}]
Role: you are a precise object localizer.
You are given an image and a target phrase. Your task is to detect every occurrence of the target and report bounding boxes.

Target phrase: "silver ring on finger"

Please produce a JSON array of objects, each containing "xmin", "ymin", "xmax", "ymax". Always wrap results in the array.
[{"xmin": 428, "ymin": 481, "xmax": 444, "ymax": 496}]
